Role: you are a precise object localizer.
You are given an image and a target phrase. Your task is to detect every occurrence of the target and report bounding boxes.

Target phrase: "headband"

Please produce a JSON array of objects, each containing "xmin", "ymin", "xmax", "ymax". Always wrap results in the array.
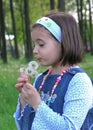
[{"xmin": 36, "ymin": 17, "xmax": 62, "ymax": 43}]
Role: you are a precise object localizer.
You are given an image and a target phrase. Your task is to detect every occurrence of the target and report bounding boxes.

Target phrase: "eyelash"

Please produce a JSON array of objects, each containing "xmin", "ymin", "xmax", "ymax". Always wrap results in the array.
[
  {"xmin": 39, "ymin": 44, "xmax": 44, "ymax": 47},
  {"xmin": 32, "ymin": 41, "xmax": 45, "ymax": 48}
]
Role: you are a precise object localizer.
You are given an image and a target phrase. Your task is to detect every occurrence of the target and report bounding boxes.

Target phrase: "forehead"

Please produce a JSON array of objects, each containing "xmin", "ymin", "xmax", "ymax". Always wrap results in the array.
[{"xmin": 31, "ymin": 27, "xmax": 52, "ymax": 40}]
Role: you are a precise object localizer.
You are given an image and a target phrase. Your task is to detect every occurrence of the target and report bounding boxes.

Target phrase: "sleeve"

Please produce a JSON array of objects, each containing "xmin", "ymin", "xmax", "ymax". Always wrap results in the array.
[
  {"xmin": 13, "ymin": 74, "xmax": 41, "ymax": 130},
  {"xmin": 13, "ymin": 97, "xmax": 35, "ymax": 130},
  {"xmin": 31, "ymin": 73, "xmax": 93, "ymax": 130}
]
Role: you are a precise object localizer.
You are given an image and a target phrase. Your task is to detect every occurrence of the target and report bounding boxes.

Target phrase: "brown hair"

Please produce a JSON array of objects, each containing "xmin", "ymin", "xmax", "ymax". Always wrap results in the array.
[{"xmin": 32, "ymin": 11, "xmax": 84, "ymax": 66}]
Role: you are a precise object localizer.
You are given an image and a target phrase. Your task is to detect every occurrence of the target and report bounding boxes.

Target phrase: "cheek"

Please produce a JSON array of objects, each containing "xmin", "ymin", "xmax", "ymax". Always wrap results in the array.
[
  {"xmin": 53, "ymin": 46, "xmax": 62, "ymax": 60},
  {"xmin": 47, "ymin": 47, "xmax": 61, "ymax": 61}
]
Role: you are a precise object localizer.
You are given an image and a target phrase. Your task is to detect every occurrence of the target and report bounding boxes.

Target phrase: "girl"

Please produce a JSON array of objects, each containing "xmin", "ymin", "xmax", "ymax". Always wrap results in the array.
[{"xmin": 14, "ymin": 11, "xmax": 93, "ymax": 130}]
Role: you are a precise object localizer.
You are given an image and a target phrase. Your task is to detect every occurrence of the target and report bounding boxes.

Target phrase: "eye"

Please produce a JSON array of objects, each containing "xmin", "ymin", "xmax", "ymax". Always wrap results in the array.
[
  {"xmin": 32, "ymin": 39, "xmax": 45, "ymax": 48},
  {"xmin": 38, "ymin": 40, "xmax": 45, "ymax": 47},
  {"xmin": 39, "ymin": 43, "xmax": 44, "ymax": 47}
]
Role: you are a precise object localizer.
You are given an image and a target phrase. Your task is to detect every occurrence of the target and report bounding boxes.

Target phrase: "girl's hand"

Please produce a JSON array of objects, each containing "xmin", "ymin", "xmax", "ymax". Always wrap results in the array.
[
  {"xmin": 15, "ymin": 72, "xmax": 30, "ymax": 92},
  {"xmin": 21, "ymin": 83, "xmax": 41, "ymax": 111}
]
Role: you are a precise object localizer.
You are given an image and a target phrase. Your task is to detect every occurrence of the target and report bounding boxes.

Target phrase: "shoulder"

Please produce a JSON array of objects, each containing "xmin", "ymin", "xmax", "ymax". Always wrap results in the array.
[
  {"xmin": 68, "ymin": 66, "xmax": 92, "ymax": 88},
  {"xmin": 70, "ymin": 72, "xmax": 93, "ymax": 89},
  {"xmin": 65, "ymin": 70, "xmax": 93, "ymax": 101}
]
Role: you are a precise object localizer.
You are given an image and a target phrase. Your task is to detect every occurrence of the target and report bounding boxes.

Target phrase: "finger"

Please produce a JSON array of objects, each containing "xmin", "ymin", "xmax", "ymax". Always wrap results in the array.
[
  {"xmin": 20, "ymin": 73, "xmax": 30, "ymax": 83},
  {"xmin": 15, "ymin": 83, "xmax": 24, "ymax": 92},
  {"xmin": 21, "ymin": 87, "xmax": 29, "ymax": 100},
  {"xmin": 23, "ymin": 83, "xmax": 33, "ymax": 90},
  {"xmin": 17, "ymin": 77, "xmax": 28, "ymax": 83},
  {"xmin": 15, "ymin": 83, "xmax": 24, "ymax": 87},
  {"xmin": 15, "ymin": 86, "xmax": 22, "ymax": 92}
]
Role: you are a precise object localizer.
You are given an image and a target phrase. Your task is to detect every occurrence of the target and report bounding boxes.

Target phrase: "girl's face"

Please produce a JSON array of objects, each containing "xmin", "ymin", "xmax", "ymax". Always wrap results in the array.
[{"xmin": 31, "ymin": 27, "xmax": 61, "ymax": 67}]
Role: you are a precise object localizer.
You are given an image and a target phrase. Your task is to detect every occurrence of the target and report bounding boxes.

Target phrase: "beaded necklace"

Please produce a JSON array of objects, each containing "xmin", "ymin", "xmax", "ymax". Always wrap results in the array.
[{"xmin": 38, "ymin": 67, "xmax": 70, "ymax": 104}]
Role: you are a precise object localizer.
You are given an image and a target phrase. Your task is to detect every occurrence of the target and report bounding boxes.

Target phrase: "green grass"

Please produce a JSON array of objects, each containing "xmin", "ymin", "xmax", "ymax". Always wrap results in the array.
[
  {"xmin": 0, "ymin": 53, "xmax": 93, "ymax": 130},
  {"xmin": 79, "ymin": 53, "xmax": 93, "ymax": 77},
  {"xmin": 0, "ymin": 58, "xmax": 21, "ymax": 130}
]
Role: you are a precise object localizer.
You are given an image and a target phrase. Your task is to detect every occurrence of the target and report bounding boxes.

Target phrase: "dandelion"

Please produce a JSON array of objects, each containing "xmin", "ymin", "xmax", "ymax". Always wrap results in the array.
[
  {"xmin": 28, "ymin": 70, "xmax": 39, "ymax": 78},
  {"xmin": 28, "ymin": 61, "xmax": 39, "ymax": 70},
  {"xmin": 20, "ymin": 61, "xmax": 39, "ymax": 78}
]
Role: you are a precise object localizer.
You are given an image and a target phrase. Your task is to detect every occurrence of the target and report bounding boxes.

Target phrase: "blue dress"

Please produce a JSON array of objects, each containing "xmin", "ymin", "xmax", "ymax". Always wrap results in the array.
[{"xmin": 14, "ymin": 67, "xmax": 93, "ymax": 130}]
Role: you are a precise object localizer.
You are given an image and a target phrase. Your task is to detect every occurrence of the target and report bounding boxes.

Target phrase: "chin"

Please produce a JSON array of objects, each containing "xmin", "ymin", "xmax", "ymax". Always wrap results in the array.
[{"xmin": 40, "ymin": 62, "xmax": 50, "ymax": 67}]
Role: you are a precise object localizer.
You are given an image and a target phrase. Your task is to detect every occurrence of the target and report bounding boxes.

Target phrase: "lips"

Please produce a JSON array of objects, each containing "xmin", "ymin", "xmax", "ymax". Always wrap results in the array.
[{"xmin": 37, "ymin": 57, "xmax": 42, "ymax": 62}]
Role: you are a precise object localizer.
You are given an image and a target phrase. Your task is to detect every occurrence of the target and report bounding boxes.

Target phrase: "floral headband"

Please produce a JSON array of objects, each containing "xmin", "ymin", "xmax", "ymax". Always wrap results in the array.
[{"xmin": 36, "ymin": 17, "xmax": 62, "ymax": 43}]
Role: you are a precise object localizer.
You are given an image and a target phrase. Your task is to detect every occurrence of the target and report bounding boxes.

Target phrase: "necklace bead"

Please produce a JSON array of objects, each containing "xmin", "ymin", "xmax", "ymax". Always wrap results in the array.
[{"xmin": 38, "ymin": 67, "xmax": 70, "ymax": 97}]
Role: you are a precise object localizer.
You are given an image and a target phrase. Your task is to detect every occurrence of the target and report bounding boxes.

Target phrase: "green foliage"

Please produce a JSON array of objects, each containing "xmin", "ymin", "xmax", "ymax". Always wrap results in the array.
[
  {"xmin": 3, "ymin": 0, "xmax": 93, "ymax": 51},
  {"xmin": 5, "ymin": 0, "xmax": 78, "ymax": 47},
  {"xmin": 0, "ymin": 57, "xmax": 29, "ymax": 130},
  {"xmin": 65, "ymin": 0, "xmax": 76, "ymax": 11},
  {"xmin": 30, "ymin": 0, "xmax": 50, "ymax": 23},
  {"xmin": 0, "ymin": 61, "xmax": 18, "ymax": 130},
  {"xmin": 79, "ymin": 53, "xmax": 93, "ymax": 77}
]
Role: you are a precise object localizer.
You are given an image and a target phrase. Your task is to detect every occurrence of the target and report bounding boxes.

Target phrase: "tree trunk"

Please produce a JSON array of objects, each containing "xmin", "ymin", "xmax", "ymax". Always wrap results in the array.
[
  {"xmin": 10, "ymin": 0, "xmax": 19, "ymax": 58},
  {"xmin": 88, "ymin": 0, "xmax": 93, "ymax": 54},
  {"xmin": 0, "ymin": 0, "xmax": 7, "ymax": 63},
  {"xmin": 83, "ymin": 6, "xmax": 88, "ymax": 52},
  {"xmin": 24, "ymin": 0, "xmax": 33, "ymax": 61},
  {"xmin": 50, "ymin": 0, "xmax": 55, "ymax": 10},
  {"xmin": 58, "ymin": 0, "xmax": 65, "ymax": 11},
  {"xmin": 76, "ymin": 0, "xmax": 83, "ymax": 39},
  {"xmin": 19, "ymin": 1, "xmax": 26, "ymax": 53}
]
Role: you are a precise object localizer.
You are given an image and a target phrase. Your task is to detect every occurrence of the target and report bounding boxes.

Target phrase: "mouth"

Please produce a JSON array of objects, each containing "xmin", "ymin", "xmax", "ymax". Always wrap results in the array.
[{"xmin": 37, "ymin": 57, "xmax": 42, "ymax": 62}]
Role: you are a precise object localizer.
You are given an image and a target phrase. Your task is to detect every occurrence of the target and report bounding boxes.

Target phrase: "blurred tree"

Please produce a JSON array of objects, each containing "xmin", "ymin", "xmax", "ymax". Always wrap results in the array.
[
  {"xmin": 18, "ymin": 0, "xmax": 26, "ymax": 50},
  {"xmin": 76, "ymin": 0, "xmax": 93, "ymax": 54},
  {"xmin": 9, "ymin": 0, "xmax": 19, "ymax": 58},
  {"xmin": 0, "ymin": 0, "xmax": 93, "ymax": 63},
  {"xmin": 50, "ymin": 0, "xmax": 55, "ymax": 10},
  {"xmin": 76, "ymin": 0, "xmax": 84, "ymax": 38},
  {"xmin": 0, "ymin": 0, "xmax": 7, "ymax": 63},
  {"xmin": 58, "ymin": 0, "xmax": 65, "ymax": 11},
  {"xmin": 65, "ymin": 0, "xmax": 76, "ymax": 11},
  {"xmin": 24, "ymin": 0, "xmax": 33, "ymax": 61},
  {"xmin": 88, "ymin": 0, "xmax": 93, "ymax": 54}
]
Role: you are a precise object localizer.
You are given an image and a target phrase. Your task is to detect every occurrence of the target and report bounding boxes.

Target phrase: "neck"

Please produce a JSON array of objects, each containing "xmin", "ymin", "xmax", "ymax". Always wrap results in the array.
[{"xmin": 51, "ymin": 65, "xmax": 71, "ymax": 74}]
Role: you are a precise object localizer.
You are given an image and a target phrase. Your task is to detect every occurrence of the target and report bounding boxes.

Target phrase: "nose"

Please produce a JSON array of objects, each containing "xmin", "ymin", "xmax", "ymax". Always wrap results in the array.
[{"xmin": 33, "ymin": 45, "xmax": 38, "ymax": 55}]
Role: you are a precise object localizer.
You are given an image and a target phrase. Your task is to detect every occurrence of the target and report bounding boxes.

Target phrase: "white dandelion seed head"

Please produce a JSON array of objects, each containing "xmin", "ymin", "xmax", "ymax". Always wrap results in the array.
[
  {"xmin": 29, "ymin": 70, "xmax": 39, "ymax": 78},
  {"xmin": 19, "ymin": 61, "xmax": 39, "ymax": 78},
  {"xmin": 28, "ymin": 61, "xmax": 39, "ymax": 70},
  {"xmin": 25, "ymin": 67, "xmax": 30, "ymax": 74}
]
